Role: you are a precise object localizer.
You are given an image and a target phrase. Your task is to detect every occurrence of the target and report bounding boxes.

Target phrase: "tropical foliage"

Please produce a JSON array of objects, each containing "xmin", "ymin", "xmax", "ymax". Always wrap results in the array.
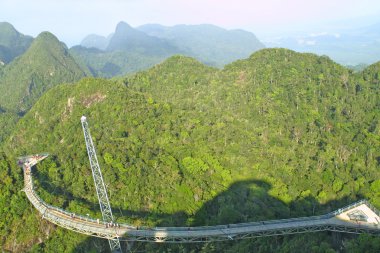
[{"xmin": 0, "ymin": 49, "xmax": 379, "ymax": 252}]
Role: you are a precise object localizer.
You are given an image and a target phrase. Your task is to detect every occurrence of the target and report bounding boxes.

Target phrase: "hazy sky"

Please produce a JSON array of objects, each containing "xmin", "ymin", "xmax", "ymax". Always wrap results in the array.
[{"xmin": 1, "ymin": 0, "xmax": 380, "ymax": 46}]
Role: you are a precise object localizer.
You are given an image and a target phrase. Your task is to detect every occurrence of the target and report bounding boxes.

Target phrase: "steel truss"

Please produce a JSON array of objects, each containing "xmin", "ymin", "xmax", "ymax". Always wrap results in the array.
[
  {"xmin": 81, "ymin": 116, "xmax": 122, "ymax": 253},
  {"xmin": 125, "ymin": 224, "xmax": 380, "ymax": 243}
]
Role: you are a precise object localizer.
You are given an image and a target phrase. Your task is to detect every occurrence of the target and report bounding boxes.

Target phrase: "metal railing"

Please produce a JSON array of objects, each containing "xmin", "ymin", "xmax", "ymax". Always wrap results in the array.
[
  {"xmin": 22, "ymin": 159, "xmax": 380, "ymax": 243},
  {"xmin": 330, "ymin": 200, "xmax": 367, "ymax": 216}
]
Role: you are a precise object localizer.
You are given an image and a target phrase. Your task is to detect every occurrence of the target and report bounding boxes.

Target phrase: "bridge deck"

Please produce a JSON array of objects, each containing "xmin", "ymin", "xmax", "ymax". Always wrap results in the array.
[{"xmin": 21, "ymin": 155, "xmax": 380, "ymax": 243}]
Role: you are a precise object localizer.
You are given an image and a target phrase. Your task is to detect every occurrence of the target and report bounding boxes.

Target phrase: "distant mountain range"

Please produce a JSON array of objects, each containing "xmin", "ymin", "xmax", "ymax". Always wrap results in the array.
[
  {"xmin": 73, "ymin": 21, "xmax": 265, "ymax": 77},
  {"xmin": 70, "ymin": 22, "xmax": 186, "ymax": 77},
  {"xmin": 3, "ymin": 19, "xmax": 380, "ymax": 75},
  {"xmin": 137, "ymin": 23, "xmax": 265, "ymax": 66}
]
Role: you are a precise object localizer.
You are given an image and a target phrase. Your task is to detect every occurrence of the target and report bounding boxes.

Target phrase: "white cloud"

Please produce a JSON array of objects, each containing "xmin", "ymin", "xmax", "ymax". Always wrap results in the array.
[
  {"xmin": 298, "ymin": 39, "xmax": 316, "ymax": 45},
  {"xmin": 305, "ymin": 40, "xmax": 316, "ymax": 45},
  {"xmin": 309, "ymin": 32, "xmax": 328, "ymax": 37}
]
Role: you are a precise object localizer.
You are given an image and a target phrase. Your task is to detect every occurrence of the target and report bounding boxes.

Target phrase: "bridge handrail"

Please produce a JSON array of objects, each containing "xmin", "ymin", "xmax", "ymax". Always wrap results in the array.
[
  {"xmin": 26, "ymin": 169, "xmax": 333, "ymax": 232},
  {"xmin": 23, "ymin": 161, "xmax": 380, "ymax": 239},
  {"xmin": 26, "ymin": 172, "xmax": 112, "ymax": 226},
  {"xmin": 330, "ymin": 199, "xmax": 367, "ymax": 216},
  {"xmin": 149, "ymin": 213, "xmax": 332, "ymax": 232},
  {"xmin": 26, "ymin": 170, "xmax": 376, "ymax": 232},
  {"xmin": 362, "ymin": 200, "xmax": 380, "ymax": 217}
]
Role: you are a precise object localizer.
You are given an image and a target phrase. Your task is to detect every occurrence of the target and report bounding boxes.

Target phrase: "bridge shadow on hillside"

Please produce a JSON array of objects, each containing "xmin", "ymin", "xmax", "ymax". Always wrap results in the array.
[
  {"xmin": 32, "ymin": 172, "xmax": 363, "ymax": 253},
  {"xmin": 33, "ymin": 168, "xmax": 189, "ymax": 225}
]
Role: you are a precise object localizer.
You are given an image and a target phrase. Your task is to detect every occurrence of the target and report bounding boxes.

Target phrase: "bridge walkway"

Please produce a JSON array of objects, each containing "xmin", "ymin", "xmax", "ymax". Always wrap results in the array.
[{"xmin": 21, "ymin": 155, "xmax": 380, "ymax": 243}]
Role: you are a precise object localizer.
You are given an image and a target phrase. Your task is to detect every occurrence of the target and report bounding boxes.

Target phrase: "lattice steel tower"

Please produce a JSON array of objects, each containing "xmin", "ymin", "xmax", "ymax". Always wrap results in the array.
[{"xmin": 81, "ymin": 116, "xmax": 122, "ymax": 253}]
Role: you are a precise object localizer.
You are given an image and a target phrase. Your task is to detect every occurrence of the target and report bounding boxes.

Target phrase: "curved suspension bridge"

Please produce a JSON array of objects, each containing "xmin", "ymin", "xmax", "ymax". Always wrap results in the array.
[
  {"xmin": 19, "ymin": 116, "xmax": 380, "ymax": 252},
  {"xmin": 21, "ymin": 155, "xmax": 380, "ymax": 243}
]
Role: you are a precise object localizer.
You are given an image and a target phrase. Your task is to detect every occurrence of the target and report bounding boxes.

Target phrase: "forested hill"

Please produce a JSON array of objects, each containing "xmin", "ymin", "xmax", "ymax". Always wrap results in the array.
[
  {"xmin": 0, "ymin": 22, "xmax": 33, "ymax": 64},
  {"xmin": 1, "ymin": 49, "xmax": 379, "ymax": 252},
  {"xmin": 0, "ymin": 31, "xmax": 87, "ymax": 113},
  {"xmin": 0, "ymin": 31, "xmax": 87, "ymax": 144},
  {"xmin": 363, "ymin": 61, "xmax": 380, "ymax": 81}
]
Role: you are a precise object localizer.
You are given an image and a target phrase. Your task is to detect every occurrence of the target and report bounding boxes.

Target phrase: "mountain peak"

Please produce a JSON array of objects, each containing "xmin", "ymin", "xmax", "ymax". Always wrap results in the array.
[
  {"xmin": 0, "ymin": 22, "xmax": 18, "ymax": 37},
  {"xmin": 106, "ymin": 21, "xmax": 180, "ymax": 55},
  {"xmin": 115, "ymin": 21, "xmax": 133, "ymax": 33},
  {"xmin": 35, "ymin": 31, "xmax": 60, "ymax": 41},
  {"xmin": 29, "ymin": 31, "xmax": 69, "ymax": 56},
  {"xmin": 33, "ymin": 31, "xmax": 65, "ymax": 48},
  {"xmin": 0, "ymin": 22, "xmax": 33, "ymax": 63},
  {"xmin": 80, "ymin": 34, "xmax": 110, "ymax": 50},
  {"xmin": 0, "ymin": 30, "xmax": 86, "ymax": 112}
]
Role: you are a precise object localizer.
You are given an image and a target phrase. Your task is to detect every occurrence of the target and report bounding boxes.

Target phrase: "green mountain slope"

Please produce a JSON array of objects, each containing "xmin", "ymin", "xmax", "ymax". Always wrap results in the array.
[
  {"xmin": 1, "ymin": 49, "xmax": 379, "ymax": 252},
  {"xmin": 70, "ymin": 45, "xmax": 172, "ymax": 77},
  {"xmin": 0, "ymin": 31, "xmax": 87, "ymax": 113},
  {"xmin": 0, "ymin": 22, "xmax": 33, "ymax": 64},
  {"xmin": 363, "ymin": 61, "xmax": 380, "ymax": 82},
  {"xmin": 0, "ymin": 31, "xmax": 87, "ymax": 144}
]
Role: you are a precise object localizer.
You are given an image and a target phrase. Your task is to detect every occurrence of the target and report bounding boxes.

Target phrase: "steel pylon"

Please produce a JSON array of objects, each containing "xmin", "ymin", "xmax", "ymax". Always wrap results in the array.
[{"xmin": 81, "ymin": 116, "xmax": 122, "ymax": 253}]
